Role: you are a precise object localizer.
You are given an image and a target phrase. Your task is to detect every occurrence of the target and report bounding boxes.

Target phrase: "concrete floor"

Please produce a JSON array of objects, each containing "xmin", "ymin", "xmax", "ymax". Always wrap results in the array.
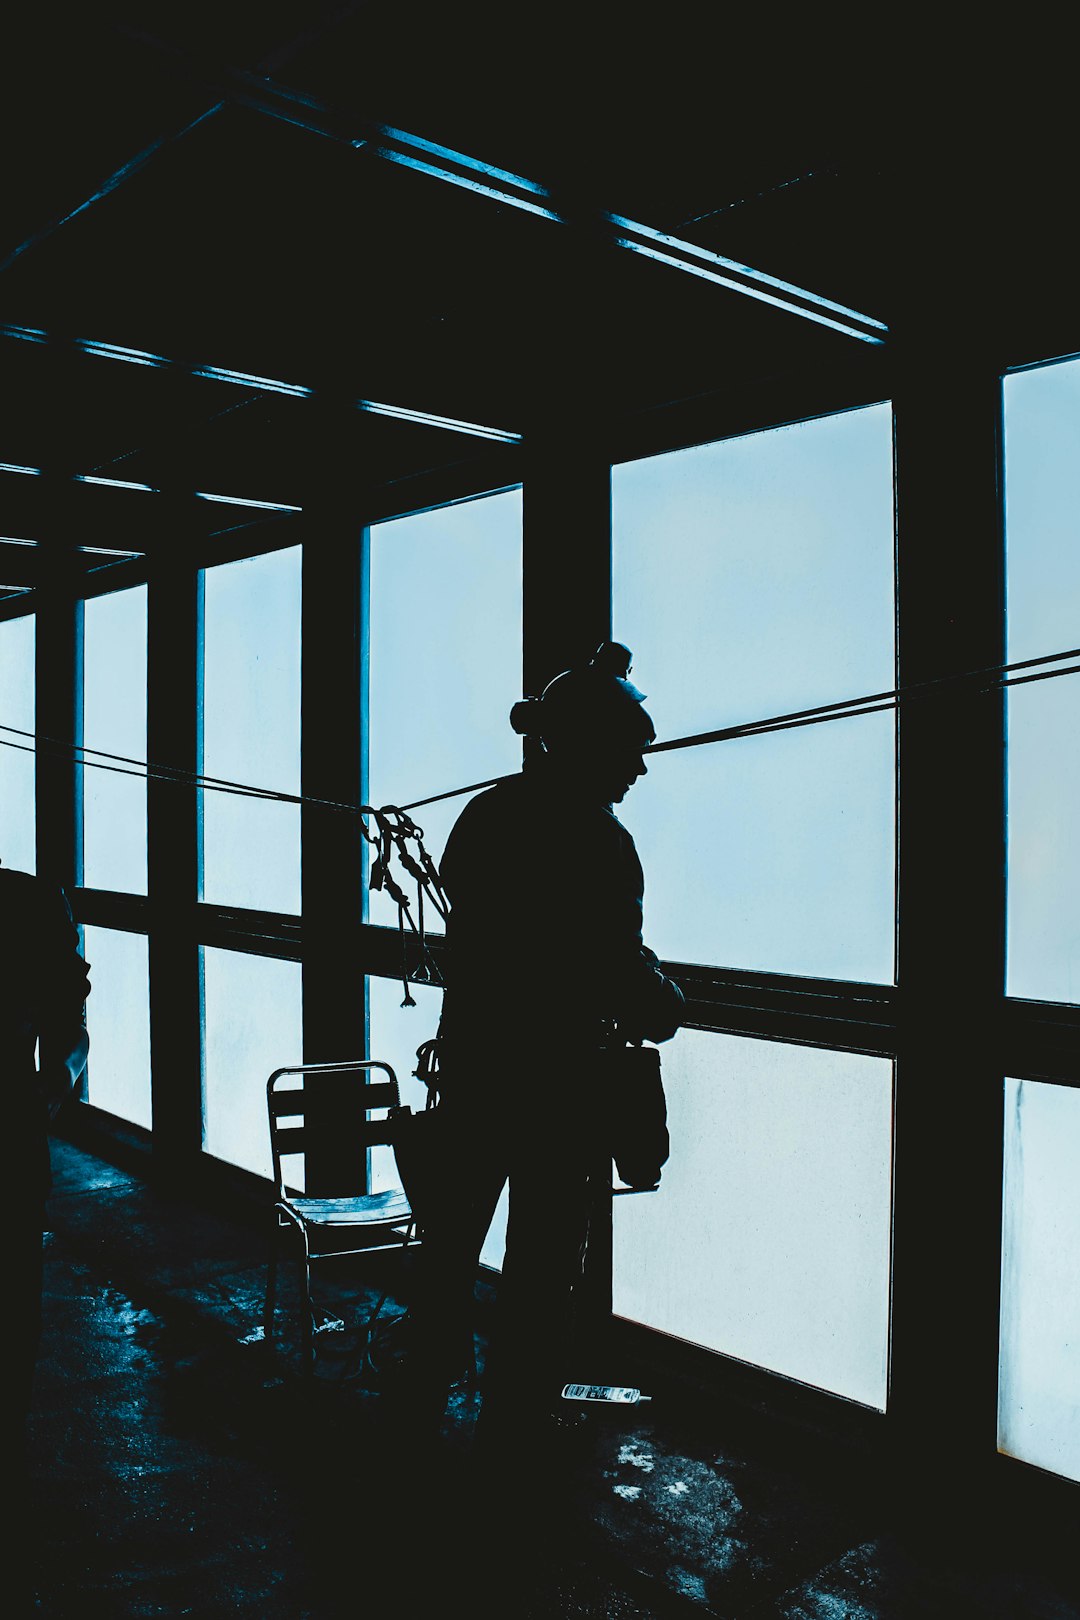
[{"xmin": 17, "ymin": 1137, "xmax": 1080, "ymax": 1618}]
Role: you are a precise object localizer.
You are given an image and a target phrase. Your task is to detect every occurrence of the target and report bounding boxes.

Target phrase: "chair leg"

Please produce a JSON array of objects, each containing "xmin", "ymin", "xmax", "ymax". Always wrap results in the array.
[
  {"xmin": 264, "ymin": 1241, "xmax": 278, "ymax": 1341},
  {"xmin": 300, "ymin": 1246, "xmax": 315, "ymax": 1373}
]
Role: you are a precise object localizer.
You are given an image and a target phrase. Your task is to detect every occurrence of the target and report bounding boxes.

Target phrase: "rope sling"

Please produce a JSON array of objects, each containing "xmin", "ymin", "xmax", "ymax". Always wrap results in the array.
[{"xmin": 364, "ymin": 804, "xmax": 448, "ymax": 1005}]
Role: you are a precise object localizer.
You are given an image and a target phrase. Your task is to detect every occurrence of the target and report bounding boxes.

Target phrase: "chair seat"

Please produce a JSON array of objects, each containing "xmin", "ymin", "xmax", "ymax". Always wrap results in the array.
[{"xmin": 279, "ymin": 1188, "xmax": 413, "ymax": 1227}]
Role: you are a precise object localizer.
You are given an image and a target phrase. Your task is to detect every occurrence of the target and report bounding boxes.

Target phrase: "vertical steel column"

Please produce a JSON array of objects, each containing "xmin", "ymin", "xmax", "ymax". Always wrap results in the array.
[
  {"xmin": 521, "ymin": 239, "xmax": 614, "ymax": 692},
  {"xmin": 522, "ymin": 432, "xmax": 612, "ymax": 699},
  {"xmin": 301, "ymin": 513, "xmax": 367, "ymax": 1194},
  {"xmin": 522, "ymin": 409, "xmax": 614, "ymax": 1331},
  {"xmin": 891, "ymin": 351, "xmax": 1007, "ymax": 1482},
  {"xmin": 35, "ymin": 572, "xmax": 84, "ymax": 1106},
  {"xmin": 34, "ymin": 573, "xmax": 82, "ymax": 891},
  {"xmin": 146, "ymin": 552, "xmax": 203, "ymax": 1177}
]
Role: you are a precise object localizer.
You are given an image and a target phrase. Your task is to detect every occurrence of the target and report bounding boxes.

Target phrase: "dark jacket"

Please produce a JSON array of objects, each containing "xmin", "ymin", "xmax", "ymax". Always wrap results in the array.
[{"xmin": 436, "ymin": 763, "xmax": 683, "ymax": 1068}]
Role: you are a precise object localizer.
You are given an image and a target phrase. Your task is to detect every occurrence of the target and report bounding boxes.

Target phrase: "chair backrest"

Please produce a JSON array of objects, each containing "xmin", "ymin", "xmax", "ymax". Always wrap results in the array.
[{"xmin": 266, "ymin": 1060, "xmax": 401, "ymax": 1196}]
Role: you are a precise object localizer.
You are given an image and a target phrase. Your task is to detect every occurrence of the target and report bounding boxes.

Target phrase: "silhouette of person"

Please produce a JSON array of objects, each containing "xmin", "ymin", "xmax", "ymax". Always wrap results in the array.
[
  {"xmin": 2, "ymin": 860, "xmax": 90, "ymax": 1459},
  {"xmin": 393, "ymin": 642, "xmax": 683, "ymax": 1445}
]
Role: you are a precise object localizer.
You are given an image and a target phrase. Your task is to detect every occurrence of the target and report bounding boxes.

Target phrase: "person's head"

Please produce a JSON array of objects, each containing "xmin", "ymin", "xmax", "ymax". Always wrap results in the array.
[{"xmin": 510, "ymin": 642, "xmax": 654, "ymax": 804}]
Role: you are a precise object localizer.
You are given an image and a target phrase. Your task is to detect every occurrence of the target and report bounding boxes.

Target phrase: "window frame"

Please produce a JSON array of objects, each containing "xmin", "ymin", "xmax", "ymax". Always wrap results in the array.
[{"xmin": 10, "ymin": 345, "xmax": 1075, "ymax": 1508}]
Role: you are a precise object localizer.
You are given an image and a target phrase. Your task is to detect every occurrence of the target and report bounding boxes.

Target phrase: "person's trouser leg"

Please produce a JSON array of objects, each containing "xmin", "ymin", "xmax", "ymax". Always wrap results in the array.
[
  {"xmin": 480, "ymin": 1140, "xmax": 593, "ymax": 1425},
  {"xmin": 391, "ymin": 1107, "xmax": 507, "ymax": 1421}
]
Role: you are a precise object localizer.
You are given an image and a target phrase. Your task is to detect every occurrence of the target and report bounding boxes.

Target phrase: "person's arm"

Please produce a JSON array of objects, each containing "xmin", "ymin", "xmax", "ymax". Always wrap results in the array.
[
  {"xmin": 595, "ymin": 820, "xmax": 685, "ymax": 1044},
  {"xmin": 619, "ymin": 945, "xmax": 685, "ymax": 1045}
]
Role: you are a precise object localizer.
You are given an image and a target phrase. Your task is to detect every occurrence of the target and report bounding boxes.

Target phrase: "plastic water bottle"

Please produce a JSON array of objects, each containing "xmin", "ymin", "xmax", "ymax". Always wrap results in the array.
[{"xmin": 561, "ymin": 1382, "xmax": 652, "ymax": 1404}]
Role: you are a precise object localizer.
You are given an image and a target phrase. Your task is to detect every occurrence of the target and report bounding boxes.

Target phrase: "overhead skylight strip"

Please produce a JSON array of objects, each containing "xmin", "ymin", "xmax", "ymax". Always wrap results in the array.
[
  {"xmin": 613, "ymin": 238, "xmax": 884, "ymax": 344},
  {"xmin": 357, "ymin": 397, "xmax": 521, "ymax": 442},
  {"xmin": 122, "ymin": 49, "xmax": 887, "ymax": 342},
  {"xmin": 0, "ymin": 534, "xmax": 142, "ymax": 556},
  {"xmin": 81, "ymin": 340, "xmax": 163, "ymax": 366},
  {"xmin": 373, "ymin": 146, "xmax": 562, "ymax": 223},
  {"xmin": 233, "ymin": 68, "xmax": 328, "ymax": 115},
  {"xmin": 81, "ymin": 340, "xmax": 162, "ymax": 361},
  {"xmin": 190, "ymin": 365, "xmax": 311, "ymax": 396},
  {"xmin": 376, "ymin": 125, "xmax": 554, "ymax": 199},
  {"xmin": 609, "ymin": 215, "xmax": 888, "ymax": 332},
  {"xmin": 227, "ymin": 86, "xmax": 364, "ymax": 152},
  {"xmin": 0, "ymin": 461, "xmax": 301, "ymax": 514},
  {"xmin": 86, "ymin": 352, "xmax": 159, "ymax": 367},
  {"xmin": 230, "ymin": 95, "xmax": 340, "ymax": 144},
  {"xmin": 0, "ymin": 324, "xmax": 518, "ymax": 443},
  {"xmin": 195, "ymin": 491, "xmax": 303, "ymax": 511},
  {"xmin": 225, "ymin": 79, "xmax": 552, "ymax": 215},
  {"xmin": 369, "ymin": 128, "xmax": 886, "ymax": 338},
  {"xmin": 78, "ymin": 474, "xmax": 158, "ymax": 492}
]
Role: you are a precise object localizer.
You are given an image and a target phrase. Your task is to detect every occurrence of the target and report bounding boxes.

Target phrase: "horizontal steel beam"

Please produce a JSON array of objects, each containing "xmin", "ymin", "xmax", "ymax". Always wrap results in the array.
[
  {"xmin": 0, "ymin": 459, "xmax": 304, "ymax": 535},
  {"xmin": 0, "ymin": 323, "xmax": 522, "ymax": 444},
  {"xmin": 0, "ymin": 536, "xmax": 143, "ymax": 591}
]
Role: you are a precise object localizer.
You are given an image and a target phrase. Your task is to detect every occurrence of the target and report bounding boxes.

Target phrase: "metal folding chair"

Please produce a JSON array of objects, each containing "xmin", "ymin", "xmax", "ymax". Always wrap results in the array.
[{"xmin": 263, "ymin": 1059, "xmax": 417, "ymax": 1372}]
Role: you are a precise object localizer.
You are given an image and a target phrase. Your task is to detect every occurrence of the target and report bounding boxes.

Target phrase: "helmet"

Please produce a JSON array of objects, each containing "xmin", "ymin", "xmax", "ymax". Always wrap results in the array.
[{"xmin": 510, "ymin": 642, "xmax": 654, "ymax": 750}]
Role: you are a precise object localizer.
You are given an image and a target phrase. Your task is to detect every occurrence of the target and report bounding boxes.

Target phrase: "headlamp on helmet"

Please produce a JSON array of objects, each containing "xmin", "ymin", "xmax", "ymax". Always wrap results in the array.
[{"xmin": 509, "ymin": 642, "xmax": 654, "ymax": 750}]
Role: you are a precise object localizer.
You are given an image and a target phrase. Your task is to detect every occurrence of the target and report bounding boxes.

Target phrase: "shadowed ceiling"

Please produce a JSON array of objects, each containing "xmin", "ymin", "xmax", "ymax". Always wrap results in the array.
[{"xmin": 0, "ymin": 5, "xmax": 1071, "ymax": 599}]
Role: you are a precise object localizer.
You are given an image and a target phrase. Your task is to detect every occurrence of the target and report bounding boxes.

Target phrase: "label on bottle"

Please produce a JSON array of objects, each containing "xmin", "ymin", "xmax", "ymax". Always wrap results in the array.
[{"xmin": 561, "ymin": 1383, "xmax": 639, "ymax": 1403}]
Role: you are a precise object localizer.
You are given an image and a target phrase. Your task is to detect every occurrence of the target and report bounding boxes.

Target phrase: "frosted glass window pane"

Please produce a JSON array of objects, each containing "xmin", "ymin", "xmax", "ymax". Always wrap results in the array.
[
  {"xmin": 203, "ymin": 947, "xmax": 302, "ymax": 1179},
  {"xmin": 1006, "ymin": 681, "xmax": 1080, "ymax": 1002},
  {"xmin": 367, "ymin": 975, "xmax": 507, "ymax": 1270},
  {"xmin": 82, "ymin": 925, "xmax": 151, "ymax": 1130},
  {"xmin": 202, "ymin": 549, "xmax": 301, "ymax": 914},
  {"xmin": 614, "ymin": 408, "xmax": 895, "ymax": 731},
  {"xmin": 622, "ymin": 712, "xmax": 896, "ymax": 980},
  {"xmin": 999, "ymin": 1078, "xmax": 1080, "ymax": 1483},
  {"xmin": 83, "ymin": 588, "xmax": 147, "ymax": 893},
  {"xmin": 367, "ymin": 491, "xmax": 523, "ymax": 926},
  {"xmin": 1004, "ymin": 360, "xmax": 1080, "ymax": 665},
  {"xmin": 0, "ymin": 613, "xmax": 35, "ymax": 872},
  {"xmin": 479, "ymin": 1181, "xmax": 509, "ymax": 1273},
  {"xmin": 613, "ymin": 1029, "xmax": 894, "ymax": 1410},
  {"xmin": 613, "ymin": 405, "xmax": 896, "ymax": 980},
  {"xmin": 1004, "ymin": 359, "xmax": 1080, "ymax": 1002}
]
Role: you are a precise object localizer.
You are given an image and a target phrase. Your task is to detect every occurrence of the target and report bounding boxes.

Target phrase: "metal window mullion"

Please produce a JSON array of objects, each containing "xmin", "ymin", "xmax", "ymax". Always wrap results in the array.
[
  {"xmin": 891, "ymin": 356, "xmax": 1007, "ymax": 1474},
  {"xmin": 146, "ymin": 546, "xmax": 203, "ymax": 1176},
  {"xmin": 522, "ymin": 401, "xmax": 613, "ymax": 1319},
  {"xmin": 34, "ymin": 571, "xmax": 82, "ymax": 891},
  {"xmin": 522, "ymin": 438, "xmax": 612, "ymax": 700},
  {"xmin": 301, "ymin": 519, "xmax": 366, "ymax": 1194}
]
